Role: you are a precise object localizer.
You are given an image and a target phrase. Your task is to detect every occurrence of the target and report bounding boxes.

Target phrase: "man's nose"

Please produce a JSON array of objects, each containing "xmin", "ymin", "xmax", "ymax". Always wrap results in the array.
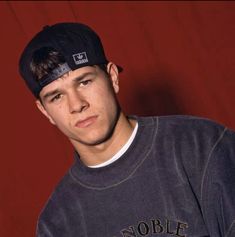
[{"xmin": 67, "ymin": 90, "xmax": 89, "ymax": 113}]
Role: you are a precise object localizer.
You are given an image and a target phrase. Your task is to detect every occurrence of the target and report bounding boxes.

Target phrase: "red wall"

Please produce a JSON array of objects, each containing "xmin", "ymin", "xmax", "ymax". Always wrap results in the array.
[{"xmin": 0, "ymin": 1, "xmax": 235, "ymax": 236}]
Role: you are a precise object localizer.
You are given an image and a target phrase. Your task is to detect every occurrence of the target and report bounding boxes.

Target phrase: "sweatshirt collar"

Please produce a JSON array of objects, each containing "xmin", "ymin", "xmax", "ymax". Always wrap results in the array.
[{"xmin": 70, "ymin": 116, "xmax": 158, "ymax": 190}]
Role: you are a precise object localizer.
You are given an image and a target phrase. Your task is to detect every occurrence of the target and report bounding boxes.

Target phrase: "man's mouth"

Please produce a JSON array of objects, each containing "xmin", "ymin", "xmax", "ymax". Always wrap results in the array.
[{"xmin": 75, "ymin": 116, "xmax": 98, "ymax": 128}]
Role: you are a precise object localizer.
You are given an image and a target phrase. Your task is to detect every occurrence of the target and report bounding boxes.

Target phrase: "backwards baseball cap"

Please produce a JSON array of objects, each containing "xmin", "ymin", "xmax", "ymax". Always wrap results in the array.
[{"xmin": 19, "ymin": 22, "xmax": 122, "ymax": 98}]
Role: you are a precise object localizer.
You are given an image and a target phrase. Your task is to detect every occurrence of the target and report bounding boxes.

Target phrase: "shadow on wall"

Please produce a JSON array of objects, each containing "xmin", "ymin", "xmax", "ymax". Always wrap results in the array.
[{"xmin": 123, "ymin": 70, "xmax": 187, "ymax": 117}]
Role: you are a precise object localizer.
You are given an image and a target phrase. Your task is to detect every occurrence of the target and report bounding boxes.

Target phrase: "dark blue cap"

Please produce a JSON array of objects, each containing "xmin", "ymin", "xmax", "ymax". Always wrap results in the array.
[{"xmin": 19, "ymin": 22, "xmax": 122, "ymax": 98}]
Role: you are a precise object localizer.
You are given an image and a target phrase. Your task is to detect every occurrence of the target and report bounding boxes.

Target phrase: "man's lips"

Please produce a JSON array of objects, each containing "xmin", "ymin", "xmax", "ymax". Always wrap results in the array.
[{"xmin": 75, "ymin": 116, "xmax": 98, "ymax": 128}]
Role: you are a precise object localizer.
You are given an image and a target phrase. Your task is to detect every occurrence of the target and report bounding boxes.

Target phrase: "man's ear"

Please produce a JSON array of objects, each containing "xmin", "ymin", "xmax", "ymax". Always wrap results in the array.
[
  {"xmin": 107, "ymin": 62, "xmax": 119, "ymax": 93},
  {"xmin": 35, "ymin": 100, "xmax": 56, "ymax": 125}
]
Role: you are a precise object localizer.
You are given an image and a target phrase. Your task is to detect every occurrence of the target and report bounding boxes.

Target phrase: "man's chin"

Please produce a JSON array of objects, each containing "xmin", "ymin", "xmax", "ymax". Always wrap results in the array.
[{"xmin": 70, "ymin": 132, "xmax": 113, "ymax": 147}]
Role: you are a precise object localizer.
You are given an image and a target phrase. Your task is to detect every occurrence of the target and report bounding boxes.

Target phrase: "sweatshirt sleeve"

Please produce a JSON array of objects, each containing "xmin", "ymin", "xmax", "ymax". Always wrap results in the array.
[{"xmin": 201, "ymin": 128, "xmax": 235, "ymax": 237}]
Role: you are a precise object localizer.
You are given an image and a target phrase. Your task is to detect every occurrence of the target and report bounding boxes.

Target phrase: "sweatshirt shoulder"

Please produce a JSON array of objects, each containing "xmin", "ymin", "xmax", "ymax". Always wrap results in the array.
[
  {"xmin": 158, "ymin": 114, "xmax": 225, "ymax": 127},
  {"xmin": 37, "ymin": 170, "xmax": 79, "ymax": 220},
  {"xmin": 136, "ymin": 114, "xmax": 226, "ymax": 128},
  {"xmin": 36, "ymin": 171, "xmax": 85, "ymax": 236},
  {"xmin": 157, "ymin": 115, "xmax": 226, "ymax": 136},
  {"xmin": 135, "ymin": 115, "xmax": 227, "ymax": 144}
]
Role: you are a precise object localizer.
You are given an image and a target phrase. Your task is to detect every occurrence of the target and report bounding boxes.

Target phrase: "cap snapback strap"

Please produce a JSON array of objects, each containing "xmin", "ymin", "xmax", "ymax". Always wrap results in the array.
[{"xmin": 39, "ymin": 63, "xmax": 72, "ymax": 87}]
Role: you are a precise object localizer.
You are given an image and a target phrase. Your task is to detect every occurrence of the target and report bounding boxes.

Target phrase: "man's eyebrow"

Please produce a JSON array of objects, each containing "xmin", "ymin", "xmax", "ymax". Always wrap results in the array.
[
  {"xmin": 72, "ymin": 71, "xmax": 96, "ymax": 83},
  {"xmin": 41, "ymin": 72, "xmax": 96, "ymax": 100},
  {"xmin": 42, "ymin": 89, "xmax": 61, "ymax": 100}
]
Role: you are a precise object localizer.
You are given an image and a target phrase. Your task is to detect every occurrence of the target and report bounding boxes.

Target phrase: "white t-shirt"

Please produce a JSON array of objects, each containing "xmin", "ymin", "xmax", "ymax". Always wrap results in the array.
[{"xmin": 88, "ymin": 122, "xmax": 139, "ymax": 168}]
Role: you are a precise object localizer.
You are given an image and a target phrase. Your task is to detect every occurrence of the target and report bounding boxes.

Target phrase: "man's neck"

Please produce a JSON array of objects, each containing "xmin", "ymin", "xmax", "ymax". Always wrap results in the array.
[{"xmin": 71, "ymin": 113, "xmax": 136, "ymax": 166}]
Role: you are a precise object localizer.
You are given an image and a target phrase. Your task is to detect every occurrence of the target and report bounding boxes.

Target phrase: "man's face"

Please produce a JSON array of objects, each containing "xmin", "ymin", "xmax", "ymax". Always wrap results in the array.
[{"xmin": 36, "ymin": 63, "xmax": 120, "ymax": 148}]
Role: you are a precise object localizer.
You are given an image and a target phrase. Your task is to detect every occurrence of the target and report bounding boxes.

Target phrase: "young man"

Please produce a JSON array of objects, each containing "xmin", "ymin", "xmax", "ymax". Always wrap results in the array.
[{"xmin": 19, "ymin": 22, "xmax": 235, "ymax": 237}]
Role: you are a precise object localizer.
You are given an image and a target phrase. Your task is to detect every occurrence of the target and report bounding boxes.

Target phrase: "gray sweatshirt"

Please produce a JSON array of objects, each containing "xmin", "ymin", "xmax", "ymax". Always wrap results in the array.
[{"xmin": 36, "ymin": 116, "xmax": 235, "ymax": 237}]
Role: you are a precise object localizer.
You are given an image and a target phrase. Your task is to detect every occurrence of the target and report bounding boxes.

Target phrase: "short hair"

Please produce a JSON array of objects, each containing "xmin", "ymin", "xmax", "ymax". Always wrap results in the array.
[{"xmin": 30, "ymin": 47, "xmax": 108, "ymax": 82}]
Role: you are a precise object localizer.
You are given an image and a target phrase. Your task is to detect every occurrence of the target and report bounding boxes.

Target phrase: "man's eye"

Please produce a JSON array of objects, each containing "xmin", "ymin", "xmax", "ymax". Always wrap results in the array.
[
  {"xmin": 80, "ymin": 80, "xmax": 92, "ymax": 87},
  {"xmin": 51, "ymin": 94, "xmax": 62, "ymax": 102}
]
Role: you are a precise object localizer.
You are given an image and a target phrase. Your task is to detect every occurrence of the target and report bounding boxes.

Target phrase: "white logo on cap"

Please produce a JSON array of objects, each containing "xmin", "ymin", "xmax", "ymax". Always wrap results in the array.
[{"xmin": 73, "ymin": 52, "xmax": 88, "ymax": 65}]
